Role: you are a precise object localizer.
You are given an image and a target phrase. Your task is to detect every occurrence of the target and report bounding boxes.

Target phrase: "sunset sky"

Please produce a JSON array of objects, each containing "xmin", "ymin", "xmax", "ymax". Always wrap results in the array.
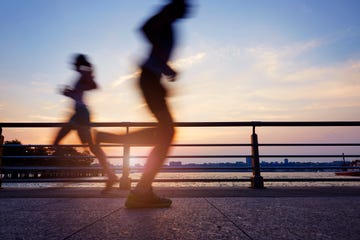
[{"xmin": 1, "ymin": 0, "xmax": 360, "ymax": 164}]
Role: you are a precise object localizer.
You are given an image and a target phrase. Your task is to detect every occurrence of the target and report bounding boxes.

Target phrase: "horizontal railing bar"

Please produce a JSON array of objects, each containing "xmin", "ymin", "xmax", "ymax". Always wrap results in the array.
[
  {"xmin": 1, "ymin": 178, "xmax": 252, "ymax": 182},
  {"xmin": 1, "ymin": 143, "xmax": 253, "ymax": 148},
  {"xmin": 1, "ymin": 167, "xmax": 359, "ymax": 172},
  {"xmin": 2, "ymin": 178, "xmax": 360, "ymax": 183},
  {"xmin": 1, "ymin": 166, "xmax": 359, "ymax": 171},
  {"xmin": 0, "ymin": 178, "xmax": 111, "ymax": 183},
  {"xmin": 145, "ymin": 178, "xmax": 360, "ymax": 182},
  {"xmin": 2, "ymin": 154, "xmax": 360, "ymax": 159},
  {"xmin": 258, "ymin": 155, "xmax": 360, "ymax": 158},
  {"xmin": 144, "ymin": 167, "xmax": 360, "ymax": 171},
  {"xmin": 1, "ymin": 178, "xmax": 251, "ymax": 183},
  {"xmin": 1, "ymin": 121, "xmax": 360, "ymax": 128},
  {"xmin": 263, "ymin": 178, "xmax": 360, "ymax": 182},
  {"xmin": 156, "ymin": 178, "xmax": 360, "ymax": 182},
  {"xmin": 1, "ymin": 155, "xmax": 249, "ymax": 159},
  {"xmin": 1, "ymin": 156, "xmax": 97, "ymax": 159},
  {"xmin": 0, "ymin": 166, "xmax": 106, "ymax": 170},
  {"xmin": 260, "ymin": 166, "xmax": 360, "ymax": 170},
  {"xmin": 259, "ymin": 143, "xmax": 360, "ymax": 146},
  {"xmin": 2, "ymin": 144, "xmax": 119, "ymax": 148},
  {"xmin": 146, "ymin": 179, "xmax": 250, "ymax": 182},
  {"xmin": 113, "ymin": 154, "xmax": 360, "ymax": 158},
  {"xmin": 3, "ymin": 143, "xmax": 360, "ymax": 148}
]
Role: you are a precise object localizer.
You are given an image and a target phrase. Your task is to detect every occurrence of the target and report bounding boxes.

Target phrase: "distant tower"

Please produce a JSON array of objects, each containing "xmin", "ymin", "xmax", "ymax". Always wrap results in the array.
[
  {"xmin": 246, "ymin": 157, "xmax": 252, "ymax": 166},
  {"xmin": 284, "ymin": 158, "xmax": 289, "ymax": 165}
]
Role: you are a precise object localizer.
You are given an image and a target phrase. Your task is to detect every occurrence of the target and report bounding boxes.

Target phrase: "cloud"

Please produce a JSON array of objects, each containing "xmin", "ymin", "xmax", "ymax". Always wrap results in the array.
[
  {"xmin": 245, "ymin": 39, "xmax": 322, "ymax": 78},
  {"xmin": 30, "ymin": 72, "xmax": 56, "ymax": 94},
  {"xmin": 110, "ymin": 52, "xmax": 207, "ymax": 88},
  {"xmin": 281, "ymin": 40, "xmax": 322, "ymax": 58},
  {"xmin": 245, "ymin": 40, "xmax": 321, "ymax": 59},
  {"xmin": 111, "ymin": 70, "xmax": 141, "ymax": 88},
  {"xmin": 171, "ymin": 52, "xmax": 207, "ymax": 68},
  {"xmin": 184, "ymin": 38, "xmax": 360, "ymax": 121},
  {"xmin": 350, "ymin": 60, "xmax": 360, "ymax": 71},
  {"xmin": 28, "ymin": 114, "xmax": 63, "ymax": 121}
]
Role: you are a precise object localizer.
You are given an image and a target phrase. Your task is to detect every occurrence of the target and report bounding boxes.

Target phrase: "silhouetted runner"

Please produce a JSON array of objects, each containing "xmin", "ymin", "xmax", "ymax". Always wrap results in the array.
[
  {"xmin": 96, "ymin": 0, "xmax": 191, "ymax": 208},
  {"xmin": 53, "ymin": 54, "xmax": 118, "ymax": 192}
]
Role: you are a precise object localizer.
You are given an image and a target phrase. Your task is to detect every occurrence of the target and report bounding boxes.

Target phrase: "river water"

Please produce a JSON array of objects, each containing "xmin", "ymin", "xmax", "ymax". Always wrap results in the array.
[{"xmin": 3, "ymin": 172, "xmax": 359, "ymax": 188}]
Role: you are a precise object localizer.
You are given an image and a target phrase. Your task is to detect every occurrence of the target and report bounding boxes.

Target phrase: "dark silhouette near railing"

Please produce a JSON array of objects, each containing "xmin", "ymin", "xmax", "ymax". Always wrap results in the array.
[
  {"xmin": 1, "ymin": 121, "xmax": 360, "ymax": 190},
  {"xmin": 251, "ymin": 126, "xmax": 263, "ymax": 188},
  {"xmin": 0, "ymin": 127, "xmax": 4, "ymax": 188}
]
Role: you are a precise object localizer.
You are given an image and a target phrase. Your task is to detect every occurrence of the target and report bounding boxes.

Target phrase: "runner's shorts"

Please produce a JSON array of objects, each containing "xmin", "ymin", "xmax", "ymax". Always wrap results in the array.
[
  {"xmin": 70, "ymin": 104, "xmax": 90, "ymax": 126},
  {"xmin": 139, "ymin": 67, "xmax": 167, "ymax": 114}
]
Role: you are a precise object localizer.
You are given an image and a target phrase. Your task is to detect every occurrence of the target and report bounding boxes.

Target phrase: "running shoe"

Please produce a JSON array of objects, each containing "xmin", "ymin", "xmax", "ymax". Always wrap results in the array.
[
  {"xmin": 101, "ymin": 176, "xmax": 119, "ymax": 194},
  {"xmin": 125, "ymin": 190, "xmax": 172, "ymax": 208}
]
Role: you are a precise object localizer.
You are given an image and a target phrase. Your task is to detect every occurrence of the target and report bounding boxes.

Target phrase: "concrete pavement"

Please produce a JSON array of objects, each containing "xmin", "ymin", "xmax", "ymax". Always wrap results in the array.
[{"xmin": 0, "ymin": 186, "xmax": 359, "ymax": 240}]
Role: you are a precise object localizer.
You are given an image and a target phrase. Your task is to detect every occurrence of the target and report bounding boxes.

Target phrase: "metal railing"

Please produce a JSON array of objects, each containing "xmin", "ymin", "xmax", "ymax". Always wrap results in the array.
[{"xmin": 1, "ymin": 121, "xmax": 360, "ymax": 189}]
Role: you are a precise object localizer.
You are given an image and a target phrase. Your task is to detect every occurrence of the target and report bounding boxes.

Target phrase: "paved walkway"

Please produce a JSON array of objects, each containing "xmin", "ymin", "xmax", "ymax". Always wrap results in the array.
[{"xmin": 0, "ymin": 186, "xmax": 359, "ymax": 240}]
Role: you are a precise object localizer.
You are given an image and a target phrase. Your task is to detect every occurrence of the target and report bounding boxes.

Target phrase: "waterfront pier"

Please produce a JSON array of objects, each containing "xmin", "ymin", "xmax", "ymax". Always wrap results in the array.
[{"xmin": 1, "ymin": 122, "xmax": 360, "ymax": 239}]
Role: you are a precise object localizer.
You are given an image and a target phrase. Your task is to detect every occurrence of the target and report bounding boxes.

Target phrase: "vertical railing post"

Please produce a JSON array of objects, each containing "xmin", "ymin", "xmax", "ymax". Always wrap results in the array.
[
  {"xmin": 120, "ymin": 125, "xmax": 131, "ymax": 189},
  {"xmin": 0, "ymin": 127, "xmax": 4, "ymax": 188},
  {"xmin": 250, "ymin": 126, "xmax": 264, "ymax": 189}
]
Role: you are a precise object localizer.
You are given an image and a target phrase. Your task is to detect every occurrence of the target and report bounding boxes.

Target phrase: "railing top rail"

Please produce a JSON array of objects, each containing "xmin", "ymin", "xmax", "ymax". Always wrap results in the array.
[{"xmin": 1, "ymin": 121, "xmax": 360, "ymax": 128}]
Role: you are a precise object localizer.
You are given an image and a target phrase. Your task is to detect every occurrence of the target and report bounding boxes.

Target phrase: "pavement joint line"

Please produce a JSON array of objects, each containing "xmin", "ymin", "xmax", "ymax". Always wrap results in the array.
[
  {"xmin": 204, "ymin": 197, "xmax": 254, "ymax": 240},
  {"xmin": 62, "ymin": 206, "xmax": 123, "ymax": 240}
]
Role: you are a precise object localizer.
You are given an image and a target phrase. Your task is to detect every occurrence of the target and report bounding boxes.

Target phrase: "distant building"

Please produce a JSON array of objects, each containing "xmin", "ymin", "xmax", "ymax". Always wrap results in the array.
[
  {"xmin": 284, "ymin": 158, "xmax": 289, "ymax": 165},
  {"xmin": 169, "ymin": 161, "xmax": 182, "ymax": 167},
  {"xmin": 235, "ymin": 161, "xmax": 245, "ymax": 166}
]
